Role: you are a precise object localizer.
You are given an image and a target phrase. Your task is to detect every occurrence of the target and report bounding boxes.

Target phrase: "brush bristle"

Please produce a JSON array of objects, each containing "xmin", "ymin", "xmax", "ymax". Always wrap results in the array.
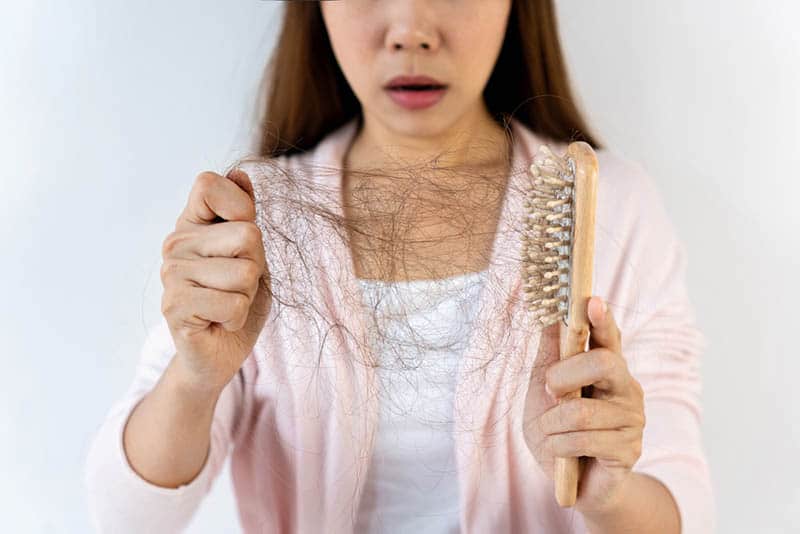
[{"xmin": 522, "ymin": 145, "xmax": 576, "ymax": 326}]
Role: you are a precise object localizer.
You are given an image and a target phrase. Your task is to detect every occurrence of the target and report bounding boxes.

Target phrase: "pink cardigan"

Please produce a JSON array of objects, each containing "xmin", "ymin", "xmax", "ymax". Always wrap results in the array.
[{"xmin": 84, "ymin": 117, "xmax": 715, "ymax": 533}]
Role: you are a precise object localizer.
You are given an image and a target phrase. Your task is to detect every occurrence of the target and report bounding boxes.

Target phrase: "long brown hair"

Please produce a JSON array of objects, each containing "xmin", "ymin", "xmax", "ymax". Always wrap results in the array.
[
  {"xmin": 227, "ymin": 0, "xmax": 605, "ymax": 382},
  {"xmin": 251, "ymin": 0, "xmax": 601, "ymax": 158}
]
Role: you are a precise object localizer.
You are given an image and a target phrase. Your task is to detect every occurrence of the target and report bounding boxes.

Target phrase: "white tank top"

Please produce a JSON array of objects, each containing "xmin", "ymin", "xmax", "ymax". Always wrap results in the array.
[{"xmin": 353, "ymin": 269, "xmax": 489, "ymax": 533}]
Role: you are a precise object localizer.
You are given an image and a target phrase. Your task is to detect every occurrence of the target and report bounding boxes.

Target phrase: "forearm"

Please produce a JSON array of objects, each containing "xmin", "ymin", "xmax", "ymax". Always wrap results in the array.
[
  {"xmin": 579, "ymin": 472, "xmax": 680, "ymax": 534},
  {"xmin": 122, "ymin": 353, "xmax": 224, "ymax": 489}
]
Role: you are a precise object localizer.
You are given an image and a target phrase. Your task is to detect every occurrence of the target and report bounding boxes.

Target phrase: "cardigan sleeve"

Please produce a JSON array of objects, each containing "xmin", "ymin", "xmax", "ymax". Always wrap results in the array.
[
  {"xmin": 594, "ymin": 155, "xmax": 716, "ymax": 534},
  {"xmin": 82, "ymin": 315, "xmax": 243, "ymax": 533}
]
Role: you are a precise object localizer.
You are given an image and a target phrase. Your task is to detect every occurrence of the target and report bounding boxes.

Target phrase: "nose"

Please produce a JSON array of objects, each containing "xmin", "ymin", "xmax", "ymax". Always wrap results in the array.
[
  {"xmin": 384, "ymin": 6, "xmax": 440, "ymax": 53},
  {"xmin": 386, "ymin": 32, "xmax": 437, "ymax": 52}
]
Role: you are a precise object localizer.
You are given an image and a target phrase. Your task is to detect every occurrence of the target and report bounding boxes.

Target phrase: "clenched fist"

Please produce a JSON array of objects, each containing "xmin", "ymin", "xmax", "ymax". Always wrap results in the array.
[{"xmin": 160, "ymin": 169, "xmax": 272, "ymax": 393}]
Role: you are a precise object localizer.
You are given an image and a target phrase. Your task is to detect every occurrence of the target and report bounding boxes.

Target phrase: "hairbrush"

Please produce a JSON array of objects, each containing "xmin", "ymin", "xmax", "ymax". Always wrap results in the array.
[{"xmin": 522, "ymin": 141, "xmax": 599, "ymax": 507}]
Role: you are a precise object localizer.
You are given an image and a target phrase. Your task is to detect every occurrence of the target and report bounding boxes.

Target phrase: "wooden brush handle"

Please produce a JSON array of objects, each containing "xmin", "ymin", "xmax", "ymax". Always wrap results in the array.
[{"xmin": 554, "ymin": 141, "xmax": 599, "ymax": 507}]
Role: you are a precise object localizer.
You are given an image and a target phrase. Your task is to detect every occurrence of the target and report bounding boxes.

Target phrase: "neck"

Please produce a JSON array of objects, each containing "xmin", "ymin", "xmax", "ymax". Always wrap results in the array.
[{"xmin": 345, "ymin": 103, "xmax": 511, "ymax": 175}]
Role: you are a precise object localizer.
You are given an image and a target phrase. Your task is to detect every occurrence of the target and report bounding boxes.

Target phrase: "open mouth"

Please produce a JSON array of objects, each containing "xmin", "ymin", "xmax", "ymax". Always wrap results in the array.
[
  {"xmin": 384, "ymin": 82, "xmax": 449, "ymax": 110},
  {"xmin": 388, "ymin": 84, "xmax": 447, "ymax": 91}
]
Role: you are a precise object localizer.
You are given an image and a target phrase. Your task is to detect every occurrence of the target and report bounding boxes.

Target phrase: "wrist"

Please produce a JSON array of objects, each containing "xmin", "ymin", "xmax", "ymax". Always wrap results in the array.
[
  {"xmin": 166, "ymin": 353, "xmax": 229, "ymax": 402},
  {"xmin": 576, "ymin": 472, "xmax": 681, "ymax": 534},
  {"xmin": 576, "ymin": 471, "xmax": 633, "ymax": 520}
]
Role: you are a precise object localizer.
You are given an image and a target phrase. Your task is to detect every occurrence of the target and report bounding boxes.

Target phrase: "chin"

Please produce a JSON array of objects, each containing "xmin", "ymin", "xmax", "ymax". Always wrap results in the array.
[{"xmin": 374, "ymin": 107, "xmax": 464, "ymax": 139}]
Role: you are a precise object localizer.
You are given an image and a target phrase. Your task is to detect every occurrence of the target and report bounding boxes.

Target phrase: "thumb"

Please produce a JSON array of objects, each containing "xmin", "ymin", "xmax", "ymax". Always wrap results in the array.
[
  {"xmin": 226, "ymin": 168, "xmax": 255, "ymax": 203},
  {"xmin": 243, "ymin": 271, "xmax": 273, "ymax": 338},
  {"xmin": 587, "ymin": 295, "xmax": 622, "ymax": 353}
]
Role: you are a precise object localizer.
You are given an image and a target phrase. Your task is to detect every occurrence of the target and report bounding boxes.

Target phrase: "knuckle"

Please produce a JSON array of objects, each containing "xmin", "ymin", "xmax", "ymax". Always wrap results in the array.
[
  {"xmin": 241, "ymin": 222, "xmax": 262, "ymax": 249},
  {"xmin": 161, "ymin": 291, "xmax": 177, "ymax": 318},
  {"xmin": 223, "ymin": 294, "xmax": 249, "ymax": 331},
  {"xmin": 573, "ymin": 400, "xmax": 593, "ymax": 427},
  {"xmin": 159, "ymin": 259, "xmax": 180, "ymax": 283},
  {"xmin": 229, "ymin": 313, "xmax": 246, "ymax": 331},
  {"xmin": 593, "ymin": 349, "xmax": 616, "ymax": 375},
  {"xmin": 242, "ymin": 260, "xmax": 262, "ymax": 284},
  {"xmin": 233, "ymin": 292, "xmax": 250, "ymax": 314},
  {"xmin": 161, "ymin": 231, "xmax": 181, "ymax": 257},
  {"xmin": 578, "ymin": 432, "xmax": 592, "ymax": 451},
  {"xmin": 163, "ymin": 230, "xmax": 196, "ymax": 258},
  {"xmin": 195, "ymin": 171, "xmax": 219, "ymax": 190},
  {"xmin": 580, "ymin": 404, "xmax": 594, "ymax": 427},
  {"xmin": 571, "ymin": 432, "xmax": 589, "ymax": 453}
]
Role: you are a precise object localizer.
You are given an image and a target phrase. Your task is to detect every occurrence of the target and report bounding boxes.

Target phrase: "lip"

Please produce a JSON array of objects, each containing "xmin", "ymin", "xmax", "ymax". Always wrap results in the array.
[
  {"xmin": 383, "ymin": 74, "xmax": 447, "ymax": 89},
  {"xmin": 383, "ymin": 75, "xmax": 449, "ymax": 110}
]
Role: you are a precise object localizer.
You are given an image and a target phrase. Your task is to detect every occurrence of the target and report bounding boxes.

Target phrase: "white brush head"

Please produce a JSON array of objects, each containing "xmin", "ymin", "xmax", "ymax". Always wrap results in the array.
[{"xmin": 522, "ymin": 144, "xmax": 576, "ymax": 326}]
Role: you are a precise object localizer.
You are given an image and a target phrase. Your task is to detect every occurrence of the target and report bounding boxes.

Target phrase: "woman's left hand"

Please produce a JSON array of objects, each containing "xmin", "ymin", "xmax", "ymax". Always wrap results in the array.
[{"xmin": 523, "ymin": 296, "xmax": 646, "ymax": 516}]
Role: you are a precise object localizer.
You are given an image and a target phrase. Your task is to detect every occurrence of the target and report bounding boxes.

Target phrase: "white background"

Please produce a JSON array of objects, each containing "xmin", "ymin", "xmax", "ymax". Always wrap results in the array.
[{"xmin": 1, "ymin": 1, "xmax": 797, "ymax": 532}]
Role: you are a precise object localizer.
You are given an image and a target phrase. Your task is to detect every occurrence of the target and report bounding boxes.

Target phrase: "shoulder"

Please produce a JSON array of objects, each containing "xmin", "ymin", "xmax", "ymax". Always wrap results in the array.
[
  {"xmin": 233, "ymin": 151, "xmax": 321, "ymax": 230},
  {"xmin": 511, "ymin": 120, "xmax": 667, "ymax": 224},
  {"xmin": 513, "ymin": 121, "xmax": 674, "ymax": 242},
  {"xmin": 588, "ymin": 149, "xmax": 693, "ymax": 331},
  {"xmin": 234, "ymin": 153, "xmax": 303, "ymax": 205},
  {"xmin": 235, "ymin": 118, "xmax": 356, "ymax": 196},
  {"xmin": 591, "ymin": 148, "xmax": 681, "ymax": 254},
  {"xmin": 594, "ymin": 149, "xmax": 666, "ymax": 217}
]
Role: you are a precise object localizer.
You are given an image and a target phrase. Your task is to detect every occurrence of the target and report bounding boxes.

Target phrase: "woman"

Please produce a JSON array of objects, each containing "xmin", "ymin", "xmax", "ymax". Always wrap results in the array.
[{"xmin": 84, "ymin": 1, "xmax": 715, "ymax": 533}]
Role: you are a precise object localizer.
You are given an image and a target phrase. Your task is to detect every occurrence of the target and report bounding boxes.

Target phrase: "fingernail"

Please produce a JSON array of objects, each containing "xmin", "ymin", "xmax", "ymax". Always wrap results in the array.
[{"xmin": 601, "ymin": 298, "xmax": 608, "ymax": 314}]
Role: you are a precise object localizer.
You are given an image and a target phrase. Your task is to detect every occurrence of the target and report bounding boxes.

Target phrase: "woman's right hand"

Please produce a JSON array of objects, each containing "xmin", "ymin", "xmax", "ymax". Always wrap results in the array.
[{"xmin": 160, "ymin": 169, "xmax": 272, "ymax": 393}]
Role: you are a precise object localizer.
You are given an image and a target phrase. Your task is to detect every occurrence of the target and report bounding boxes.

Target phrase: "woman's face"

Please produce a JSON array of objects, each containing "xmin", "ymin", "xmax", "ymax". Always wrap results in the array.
[{"xmin": 320, "ymin": 0, "xmax": 513, "ymax": 140}]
